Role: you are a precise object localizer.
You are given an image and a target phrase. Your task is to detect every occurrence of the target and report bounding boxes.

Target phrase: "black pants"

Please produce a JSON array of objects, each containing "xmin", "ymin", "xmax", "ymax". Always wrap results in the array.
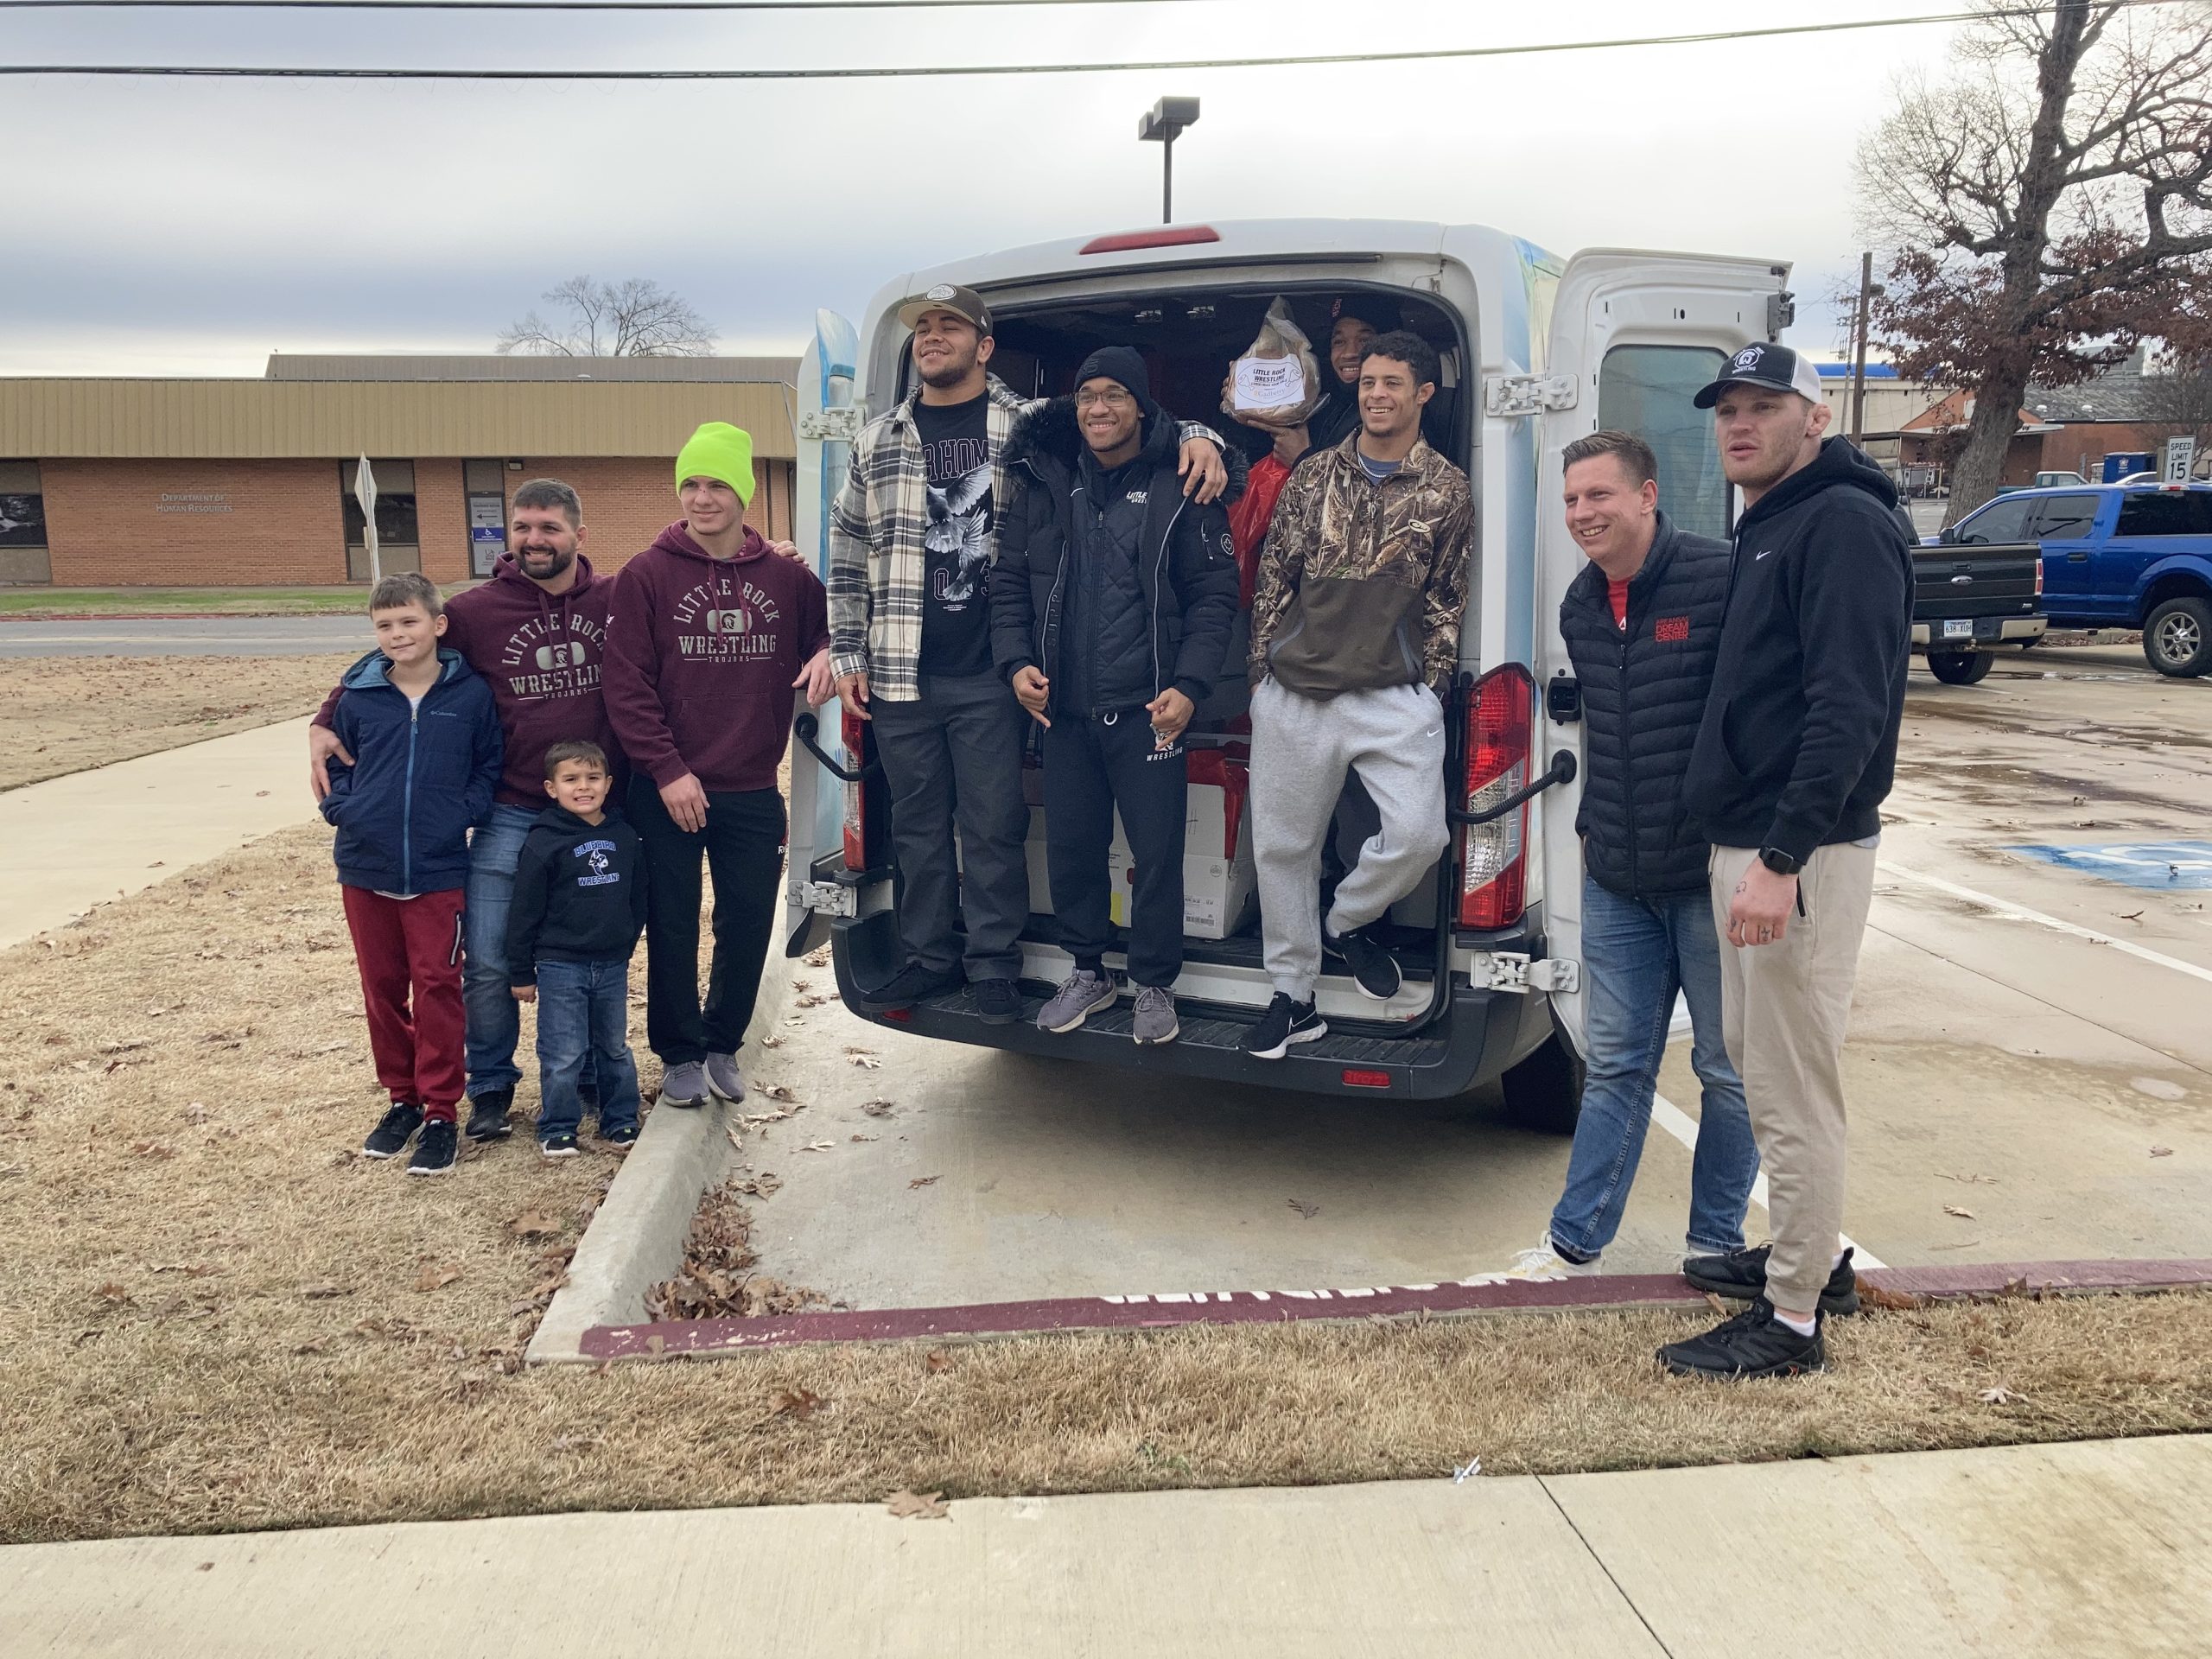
[
  {"xmin": 628, "ymin": 777, "xmax": 785, "ymax": 1068},
  {"xmin": 1043, "ymin": 709, "xmax": 1187, "ymax": 988},
  {"xmin": 869, "ymin": 671, "xmax": 1030, "ymax": 982}
]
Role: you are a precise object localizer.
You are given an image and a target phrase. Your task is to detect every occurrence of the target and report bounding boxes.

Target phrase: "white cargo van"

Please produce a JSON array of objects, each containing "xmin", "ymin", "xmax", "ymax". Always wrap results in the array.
[{"xmin": 785, "ymin": 220, "xmax": 1789, "ymax": 1129}]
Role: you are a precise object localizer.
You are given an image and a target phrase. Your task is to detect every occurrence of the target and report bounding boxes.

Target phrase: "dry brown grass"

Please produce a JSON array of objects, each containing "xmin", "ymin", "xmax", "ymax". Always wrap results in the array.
[
  {"xmin": 4, "ymin": 825, "xmax": 2212, "ymax": 1546},
  {"xmin": 0, "ymin": 653, "xmax": 356, "ymax": 789}
]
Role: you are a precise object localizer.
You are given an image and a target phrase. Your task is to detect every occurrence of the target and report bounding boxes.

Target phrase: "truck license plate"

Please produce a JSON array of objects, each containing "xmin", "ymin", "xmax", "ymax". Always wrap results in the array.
[{"xmin": 1944, "ymin": 620, "xmax": 1973, "ymax": 639}]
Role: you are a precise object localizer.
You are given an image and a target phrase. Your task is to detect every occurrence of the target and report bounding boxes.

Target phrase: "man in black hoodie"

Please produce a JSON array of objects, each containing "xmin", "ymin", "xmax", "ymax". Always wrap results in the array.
[
  {"xmin": 991, "ymin": 346, "xmax": 1243, "ymax": 1047},
  {"xmin": 1657, "ymin": 342, "xmax": 1913, "ymax": 1381}
]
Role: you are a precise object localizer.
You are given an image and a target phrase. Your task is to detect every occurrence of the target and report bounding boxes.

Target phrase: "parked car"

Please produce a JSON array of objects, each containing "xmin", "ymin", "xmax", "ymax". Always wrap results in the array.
[
  {"xmin": 783, "ymin": 221, "xmax": 1796, "ymax": 1128},
  {"xmin": 1940, "ymin": 483, "xmax": 2212, "ymax": 677},
  {"xmin": 1909, "ymin": 533, "xmax": 2045, "ymax": 684}
]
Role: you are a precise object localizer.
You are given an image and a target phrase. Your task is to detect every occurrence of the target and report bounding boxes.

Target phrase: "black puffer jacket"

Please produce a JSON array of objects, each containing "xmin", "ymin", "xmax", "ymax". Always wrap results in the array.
[
  {"xmin": 991, "ymin": 397, "xmax": 1244, "ymax": 717},
  {"xmin": 1560, "ymin": 512, "xmax": 1732, "ymax": 898}
]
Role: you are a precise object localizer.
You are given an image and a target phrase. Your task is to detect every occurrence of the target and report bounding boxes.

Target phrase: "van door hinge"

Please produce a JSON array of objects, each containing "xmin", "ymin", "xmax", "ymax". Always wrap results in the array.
[
  {"xmin": 1767, "ymin": 290, "xmax": 1796, "ymax": 339},
  {"xmin": 791, "ymin": 879, "xmax": 857, "ymax": 918},
  {"xmin": 1484, "ymin": 374, "xmax": 1578, "ymax": 419},
  {"xmin": 798, "ymin": 407, "xmax": 864, "ymax": 443},
  {"xmin": 1484, "ymin": 952, "xmax": 1580, "ymax": 995}
]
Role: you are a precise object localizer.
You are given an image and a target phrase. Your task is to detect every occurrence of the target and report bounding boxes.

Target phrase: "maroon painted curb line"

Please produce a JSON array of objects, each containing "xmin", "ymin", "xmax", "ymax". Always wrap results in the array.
[{"xmin": 579, "ymin": 1257, "xmax": 2212, "ymax": 1360}]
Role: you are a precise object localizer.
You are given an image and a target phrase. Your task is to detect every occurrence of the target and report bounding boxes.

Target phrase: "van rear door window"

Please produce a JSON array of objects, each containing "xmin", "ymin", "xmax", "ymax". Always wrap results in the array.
[{"xmin": 1598, "ymin": 346, "xmax": 1728, "ymax": 540}]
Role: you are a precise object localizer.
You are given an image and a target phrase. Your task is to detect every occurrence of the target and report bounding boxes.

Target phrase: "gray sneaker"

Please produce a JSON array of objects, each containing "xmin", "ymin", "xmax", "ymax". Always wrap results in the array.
[
  {"xmin": 1130, "ymin": 985, "xmax": 1179, "ymax": 1046},
  {"xmin": 704, "ymin": 1051, "xmax": 747, "ymax": 1104},
  {"xmin": 1038, "ymin": 968, "xmax": 1117, "ymax": 1033},
  {"xmin": 659, "ymin": 1060, "xmax": 709, "ymax": 1109}
]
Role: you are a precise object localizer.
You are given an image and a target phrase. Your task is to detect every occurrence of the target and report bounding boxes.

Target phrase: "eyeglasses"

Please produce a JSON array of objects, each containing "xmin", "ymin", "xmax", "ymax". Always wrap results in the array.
[{"xmin": 1075, "ymin": 389, "xmax": 1135, "ymax": 410}]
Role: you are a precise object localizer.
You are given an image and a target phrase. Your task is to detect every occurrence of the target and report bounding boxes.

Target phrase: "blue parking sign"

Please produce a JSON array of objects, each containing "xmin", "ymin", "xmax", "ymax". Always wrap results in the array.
[{"xmin": 2007, "ymin": 841, "xmax": 2212, "ymax": 890}]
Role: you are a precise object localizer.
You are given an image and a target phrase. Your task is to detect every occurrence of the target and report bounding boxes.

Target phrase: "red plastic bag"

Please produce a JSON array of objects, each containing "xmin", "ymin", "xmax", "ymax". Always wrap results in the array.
[{"xmin": 1227, "ymin": 453, "xmax": 1291, "ymax": 608}]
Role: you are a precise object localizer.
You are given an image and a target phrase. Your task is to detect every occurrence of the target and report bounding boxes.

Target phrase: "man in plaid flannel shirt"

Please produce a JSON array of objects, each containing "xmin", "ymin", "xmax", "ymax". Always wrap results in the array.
[{"xmin": 831, "ymin": 283, "xmax": 1228, "ymax": 1020}]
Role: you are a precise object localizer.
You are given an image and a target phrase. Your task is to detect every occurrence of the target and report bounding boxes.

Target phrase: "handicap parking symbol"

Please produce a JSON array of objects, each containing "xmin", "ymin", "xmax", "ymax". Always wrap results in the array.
[{"xmin": 2005, "ymin": 840, "xmax": 2212, "ymax": 891}]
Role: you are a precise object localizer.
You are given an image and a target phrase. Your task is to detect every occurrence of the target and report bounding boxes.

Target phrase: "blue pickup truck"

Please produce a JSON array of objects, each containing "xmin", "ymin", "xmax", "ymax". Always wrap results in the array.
[{"xmin": 1941, "ymin": 482, "xmax": 2212, "ymax": 677}]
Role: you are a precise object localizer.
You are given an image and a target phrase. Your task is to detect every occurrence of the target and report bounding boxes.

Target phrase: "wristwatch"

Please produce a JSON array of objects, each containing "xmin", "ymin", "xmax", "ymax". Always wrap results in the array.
[{"xmin": 1758, "ymin": 847, "xmax": 1804, "ymax": 877}]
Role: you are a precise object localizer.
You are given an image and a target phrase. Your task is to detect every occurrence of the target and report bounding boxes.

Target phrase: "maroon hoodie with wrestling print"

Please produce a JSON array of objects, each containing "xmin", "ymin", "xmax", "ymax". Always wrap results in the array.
[
  {"xmin": 603, "ymin": 523, "xmax": 830, "ymax": 794},
  {"xmin": 314, "ymin": 553, "xmax": 620, "ymax": 809}
]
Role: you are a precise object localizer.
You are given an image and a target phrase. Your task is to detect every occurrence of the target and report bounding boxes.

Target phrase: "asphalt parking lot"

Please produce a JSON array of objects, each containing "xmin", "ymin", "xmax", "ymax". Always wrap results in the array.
[
  {"xmin": 738, "ymin": 642, "xmax": 2211, "ymax": 1309},
  {"xmin": 0, "ymin": 617, "xmax": 363, "ymax": 658}
]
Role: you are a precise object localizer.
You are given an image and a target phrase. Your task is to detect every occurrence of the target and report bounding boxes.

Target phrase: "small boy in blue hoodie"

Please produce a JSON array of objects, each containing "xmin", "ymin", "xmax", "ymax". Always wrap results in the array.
[
  {"xmin": 505, "ymin": 740, "xmax": 648, "ymax": 1158},
  {"xmin": 321, "ymin": 573, "xmax": 505, "ymax": 1176}
]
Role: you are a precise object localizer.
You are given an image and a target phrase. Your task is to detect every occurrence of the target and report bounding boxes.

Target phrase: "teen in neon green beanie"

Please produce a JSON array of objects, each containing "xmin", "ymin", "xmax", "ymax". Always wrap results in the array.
[{"xmin": 675, "ymin": 422, "xmax": 755, "ymax": 505}]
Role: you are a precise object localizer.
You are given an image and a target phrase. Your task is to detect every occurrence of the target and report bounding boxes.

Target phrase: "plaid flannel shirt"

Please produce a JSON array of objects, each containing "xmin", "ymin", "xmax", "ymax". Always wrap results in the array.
[{"xmin": 829, "ymin": 375, "xmax": 1221, "ymax": 702}]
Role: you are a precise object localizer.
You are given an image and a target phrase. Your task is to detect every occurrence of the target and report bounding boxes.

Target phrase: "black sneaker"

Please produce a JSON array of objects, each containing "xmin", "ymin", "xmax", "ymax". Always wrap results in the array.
[
  {"xmin": 1682, "ymin": 1244, "xmax": 1860, "ymax": 1319},
  {"xmin": 1325, "ymin": 925, "xmax": 1402, "ymax": 1001},
  {"xmin": 407, "ymin": 1118, "xmax": 458, "ymax": 1177},
  {"xmin": 859, "ymin": 961, "xmax": 963, "ymax": 1014},
  {"xmin": 463, "ymin": 1089, "xmax": 514, "ymax": 1142},
  {"xmin": 539, "ymin": 1132, "xmax": 580, "ymax": 1160},
  {"xmin": 1657, "ymin": 1299, "xmax": 1826, "ymax": 1379},
  {"xmin": 362, "ymin": 1103, "xmax": 423, "ymax": 1159},
  {"xmin": 971, "ymin": 977, "xmax": 1020, "ymax": 1025},
  {"xmin": 600, "ymin": 1122, "xmax": 639, "ymax": 1147},
  {"xmin": 1242, "ymin": 993, "xmax": 1328, "ymax": 1060}
]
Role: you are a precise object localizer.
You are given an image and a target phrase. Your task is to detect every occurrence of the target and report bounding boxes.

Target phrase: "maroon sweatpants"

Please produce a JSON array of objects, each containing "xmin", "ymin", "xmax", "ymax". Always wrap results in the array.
[{"xmin": 340, "ymin": 886, "xmax": 467, "ymax": 1122}]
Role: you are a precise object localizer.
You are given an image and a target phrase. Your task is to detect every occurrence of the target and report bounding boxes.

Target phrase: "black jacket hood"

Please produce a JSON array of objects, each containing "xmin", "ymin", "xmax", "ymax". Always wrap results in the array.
[
  {"xmin": 1743, "ymin": 435, "xmax": 1899, "ymax": 529},
  {"xmin": 1004, "ymin": 397, "xmax": 1248, "ymax": 505}
]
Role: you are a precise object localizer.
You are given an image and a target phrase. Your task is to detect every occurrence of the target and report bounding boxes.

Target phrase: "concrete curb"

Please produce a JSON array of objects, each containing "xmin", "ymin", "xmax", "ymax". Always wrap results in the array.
[
  {"xmin": 573, "ymin": 1256, "xmax": 2212, "ymax": 1362},
  {"xmin": 526, "ymin": 951, "xmax": 795, "ymax": 1365}
]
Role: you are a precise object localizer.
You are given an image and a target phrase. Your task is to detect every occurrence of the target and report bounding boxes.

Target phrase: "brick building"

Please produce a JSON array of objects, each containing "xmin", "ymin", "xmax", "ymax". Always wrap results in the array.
[{"xmin": 0, "ymin": 353, "xmax": 798, "ymax": 588}]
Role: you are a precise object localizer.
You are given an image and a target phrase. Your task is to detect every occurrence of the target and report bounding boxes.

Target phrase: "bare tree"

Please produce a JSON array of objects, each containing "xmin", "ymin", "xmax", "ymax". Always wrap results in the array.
[
  {"xmin": 1855, "ymin": 0, "xmax": 2212, "ymax": 521},
  {"xmin": 497, "ymin": 276, "xmax": 718, "ymax": 357},
  {"xmin": 2139, "ymin": 348, "xmax": 2212, "ymax": 466}
]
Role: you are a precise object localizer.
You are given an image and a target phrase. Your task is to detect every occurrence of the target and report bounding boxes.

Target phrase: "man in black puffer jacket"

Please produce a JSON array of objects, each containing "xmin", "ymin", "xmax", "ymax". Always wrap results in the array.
[
  {"xmin": 990, "ymin": 346, "xmax": 1243, "ymax": 1048},
  {"xmin": 1469, "ymin": 432, "xmax": 1758, "ymax": 1288}
]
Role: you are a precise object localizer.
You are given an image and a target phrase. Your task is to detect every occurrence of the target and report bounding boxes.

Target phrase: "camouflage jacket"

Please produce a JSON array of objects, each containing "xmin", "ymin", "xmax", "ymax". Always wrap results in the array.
[{"xmin": 1247, "ymin": 432, "xmax": 1474, "ymax": 698}]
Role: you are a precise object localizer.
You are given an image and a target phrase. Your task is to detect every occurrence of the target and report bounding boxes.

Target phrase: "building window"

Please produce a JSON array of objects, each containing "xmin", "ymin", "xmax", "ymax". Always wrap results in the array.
[
  {"xmin": 340, "ymin": 459, "xmax": 419, "ymax": 547},
  {"xmin": 0, "ymin": 461, "xmax": 45, "ymax": 549},
  {"xmin": 1598, "ymin": 345, "xmax": 1730, "ymax": 541}
]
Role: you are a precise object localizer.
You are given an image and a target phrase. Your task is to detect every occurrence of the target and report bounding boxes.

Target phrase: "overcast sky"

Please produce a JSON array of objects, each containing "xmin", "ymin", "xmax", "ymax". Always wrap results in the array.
[{"xmin": 3, "ymin": 0, "xmax": 1964, "ymax": 376}]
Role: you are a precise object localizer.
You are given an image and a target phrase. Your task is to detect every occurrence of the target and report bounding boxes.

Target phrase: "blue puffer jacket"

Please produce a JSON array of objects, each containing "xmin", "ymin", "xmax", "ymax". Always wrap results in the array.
[{"xmin": 321, "ymin": 647, "xmax": 504, "ymax": 894}]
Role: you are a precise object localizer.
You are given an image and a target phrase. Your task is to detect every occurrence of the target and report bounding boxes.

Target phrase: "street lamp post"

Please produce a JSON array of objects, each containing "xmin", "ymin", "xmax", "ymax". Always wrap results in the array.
[
  {"xmin": 1138, "ymin": 96, "xmax": 1200, "ymax": 224},
  {"xmin": 1849, "ymin": 250, "xmax": 1886, "ymax": 448}
]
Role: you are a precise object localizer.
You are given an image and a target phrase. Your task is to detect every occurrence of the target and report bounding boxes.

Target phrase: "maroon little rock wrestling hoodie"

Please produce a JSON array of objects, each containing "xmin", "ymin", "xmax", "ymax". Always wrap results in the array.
[
  {"xmin": 603, "ymin": 523, "xmax": 831, "ymax": 794},
  {"xmin": 314, "ymin": 553, "xmax": 620, "ymax": 810}
]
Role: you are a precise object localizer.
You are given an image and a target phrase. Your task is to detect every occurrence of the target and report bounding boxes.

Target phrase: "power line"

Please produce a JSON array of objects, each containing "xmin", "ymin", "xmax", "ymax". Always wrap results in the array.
[
  {"xmin": 2, "ymin": 0, "xmax": 1202, "ymax": 8},
  {"xmin": 0, "ymin": 0, "xmax": 2188, "ymax": 78}
]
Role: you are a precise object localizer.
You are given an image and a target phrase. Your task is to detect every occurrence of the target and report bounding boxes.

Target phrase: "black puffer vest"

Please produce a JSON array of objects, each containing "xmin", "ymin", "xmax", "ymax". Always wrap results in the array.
[
  {"xmin": 1560, "ymin": 512, "xmax": 1732, "ymax": 899},
  {"xmin": 1065, "ymin": 454, "xmax": 1154, "ymax": 714}
]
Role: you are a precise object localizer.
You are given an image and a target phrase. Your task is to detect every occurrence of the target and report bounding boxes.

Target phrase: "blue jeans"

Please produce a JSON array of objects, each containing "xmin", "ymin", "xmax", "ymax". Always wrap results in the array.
[
  {"xmin": 464, "ymin": 804, "xmax": 595, "ymax": 1101},
  {"xmin": 1548, "ymin": 874, "xmax": 1758, "ymax": 1261},
  {"xmin": 532, "ymin": 958, "xmax": 641, "ymax": 1140}
]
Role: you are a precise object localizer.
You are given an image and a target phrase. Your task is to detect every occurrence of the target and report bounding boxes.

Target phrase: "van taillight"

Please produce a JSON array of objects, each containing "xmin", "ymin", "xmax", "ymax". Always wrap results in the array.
[
  {"xmin": 1078, "ymin": 226, "xmax": 1222, "ymax": 254},
  {"xmin": 1458, "ymin": 664, "xmax": 1533, "ymax": 930},
  {"xmin": 842, "ymin": 709, "xmax": 877, "ymax": 872}
]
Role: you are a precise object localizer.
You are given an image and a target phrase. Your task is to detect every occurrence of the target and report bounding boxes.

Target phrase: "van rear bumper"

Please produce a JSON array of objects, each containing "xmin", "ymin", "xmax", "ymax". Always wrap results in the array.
[{"xmin": 827, "ymin": 910, "xmax": 1539, "ymax": 1101}]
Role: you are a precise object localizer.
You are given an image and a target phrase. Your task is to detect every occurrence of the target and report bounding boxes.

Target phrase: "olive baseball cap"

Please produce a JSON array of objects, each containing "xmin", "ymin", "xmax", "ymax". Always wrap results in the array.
[
  {"xmin": 1693, "ymin": 340, "xmax": 1826, "ymax": 409},
  {"xmin": 897, "ymin": 282, "xmax": 993, "ymax": 336}
]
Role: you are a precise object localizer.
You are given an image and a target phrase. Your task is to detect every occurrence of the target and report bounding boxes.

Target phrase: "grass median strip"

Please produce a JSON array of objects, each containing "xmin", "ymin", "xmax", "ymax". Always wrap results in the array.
[
  {"xmin": 0, "ymin": 588, "xmax": 368, "ymax": 619},
  {"xmin": 4, "ymin": 826, "xmax": 2211, "ymax": 1545},
  {"xmin": 0, "ymin": 653, "xmax": 359, "ymax": 789}
]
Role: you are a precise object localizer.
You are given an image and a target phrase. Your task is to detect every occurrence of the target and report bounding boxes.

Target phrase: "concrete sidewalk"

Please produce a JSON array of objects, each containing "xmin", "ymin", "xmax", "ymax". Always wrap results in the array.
[
  {"xmin": 5, "ymin": 1435, "xmax": 2205, "ymax": 1656},
  {"xmin": 0, "ymin": 719, "xmax": 316, "ymax": 949}
]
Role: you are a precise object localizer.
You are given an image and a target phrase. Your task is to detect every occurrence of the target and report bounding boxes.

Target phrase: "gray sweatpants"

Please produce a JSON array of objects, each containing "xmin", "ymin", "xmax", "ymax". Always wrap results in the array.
[{"xmin": 1249, "ymin": 677, "xmax": 1450, "ymax": 1001}]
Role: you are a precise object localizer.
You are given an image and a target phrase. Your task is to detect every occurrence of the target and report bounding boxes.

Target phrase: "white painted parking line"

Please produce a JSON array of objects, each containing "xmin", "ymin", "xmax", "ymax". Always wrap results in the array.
[
  {"xmin": 1883, "ymin": 862, "xmax": 2212, "ymax": 987},
  {"xmin": 1650, "ymin": 1090, "xmax": 1888, "ymax": 1271}
]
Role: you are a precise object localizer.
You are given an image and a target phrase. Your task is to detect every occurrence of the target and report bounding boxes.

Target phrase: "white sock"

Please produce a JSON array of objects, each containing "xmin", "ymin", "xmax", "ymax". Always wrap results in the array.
[{"xmin": 1771, "ymin": 1308, "xmax": 1818, "ymax": 1338}]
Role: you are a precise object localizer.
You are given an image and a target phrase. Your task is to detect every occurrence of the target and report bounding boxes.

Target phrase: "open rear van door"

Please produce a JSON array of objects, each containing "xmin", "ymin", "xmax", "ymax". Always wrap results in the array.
[
  {"xmin": 784, "ymin": 308, "xmax": 864, "ymax": 959},
  {"xmin": 1532, "ymin": 249, "xmax": 1789, "ymax": 1050}
]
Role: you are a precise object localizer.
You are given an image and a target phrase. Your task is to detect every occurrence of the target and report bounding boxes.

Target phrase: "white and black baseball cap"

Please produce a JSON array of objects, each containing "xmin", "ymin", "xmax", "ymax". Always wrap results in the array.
[{"xmin": 1693, "ymin": 341, "xmax": 1824, "ymax": 409}]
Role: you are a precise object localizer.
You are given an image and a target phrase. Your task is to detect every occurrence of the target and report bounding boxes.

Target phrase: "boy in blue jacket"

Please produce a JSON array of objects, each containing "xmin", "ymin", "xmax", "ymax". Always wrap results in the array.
[{"xmin": 321, "ymin": 573, "xmax": 505, "ymax": 1176}]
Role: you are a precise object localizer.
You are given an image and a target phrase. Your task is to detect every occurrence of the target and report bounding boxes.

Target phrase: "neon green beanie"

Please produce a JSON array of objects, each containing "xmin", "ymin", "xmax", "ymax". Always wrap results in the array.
[{"xmin": 675, "ymin": 422, "xmax": 756, "ymax": 505}]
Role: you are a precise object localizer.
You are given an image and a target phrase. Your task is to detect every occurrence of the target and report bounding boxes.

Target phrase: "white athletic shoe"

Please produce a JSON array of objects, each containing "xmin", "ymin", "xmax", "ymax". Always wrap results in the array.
[{"xmin": 1463, "ymin": 1236, "xmax": 1602, "ymax": 1286}]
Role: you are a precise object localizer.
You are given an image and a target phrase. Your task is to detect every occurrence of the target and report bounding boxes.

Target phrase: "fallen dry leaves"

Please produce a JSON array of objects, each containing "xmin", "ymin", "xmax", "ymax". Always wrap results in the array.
[
  {"xmin": 886, "ymin": 1489, "xmax": 949, "ymax": 1520},
  {"xmin": 645, "ymin": 1179, "xmax": 822, "ymax": 1322}
]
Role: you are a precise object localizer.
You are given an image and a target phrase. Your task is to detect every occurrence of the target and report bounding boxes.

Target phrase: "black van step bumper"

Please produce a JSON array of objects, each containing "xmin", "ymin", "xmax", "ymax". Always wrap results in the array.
[{"xmin": 854, "ymin": 976, "xmax": 1514, "ymax": 1101}]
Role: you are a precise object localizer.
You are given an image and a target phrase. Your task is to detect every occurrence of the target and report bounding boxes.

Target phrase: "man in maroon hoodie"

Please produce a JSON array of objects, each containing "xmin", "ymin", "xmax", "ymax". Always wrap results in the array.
[
  {"xmin": 309, "ymin": 478, "xmax": 622, "ymax": 1143},
  {"xmin": 605, "ymin": 423, "xmax": 834, "ymax": 1110}
]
